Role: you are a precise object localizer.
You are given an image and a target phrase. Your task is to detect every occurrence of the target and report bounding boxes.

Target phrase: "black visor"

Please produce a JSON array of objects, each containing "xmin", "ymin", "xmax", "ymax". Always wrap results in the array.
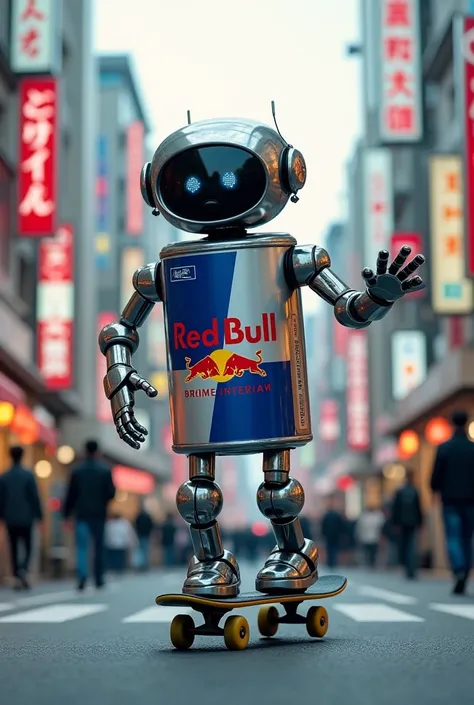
[{"xmin": 159, "ymin": 145, "xmax": 267, "ymax": 222}]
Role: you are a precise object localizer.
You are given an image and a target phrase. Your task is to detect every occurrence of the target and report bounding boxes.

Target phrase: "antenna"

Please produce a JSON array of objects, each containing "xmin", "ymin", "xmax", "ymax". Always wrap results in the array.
[
  {"xmin": 271, "ymin": 100, "xmax": 290, "ymax": 146},
  {"xmin": 187, "ymin": 110, "xmax": 192, "ymax": 125}
]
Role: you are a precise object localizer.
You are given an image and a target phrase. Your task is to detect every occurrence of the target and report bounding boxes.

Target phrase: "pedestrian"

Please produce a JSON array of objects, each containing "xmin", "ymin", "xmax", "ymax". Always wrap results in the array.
[
  {"xmin": 391, "ymin": 469, "xmax": 423, "ymax": 579},
  {"xmin": 430, "ymin": 410, "xmax": 474, "ymax": 595},
  {"xmin": 105, "ymin": 512, "xmax": 136, "ymax": 574},
  {"xmin": 321, "ymin": 497, "xmax": 347, "ymax": 569},
  {"xmin": 0, "ymin": 446, "xmax": 43, "ymax": 590},
  {"xmin": 63, "ymin": 440, "xmax": 116, "ymax": 591},
  {"xmin": 356, "ymin": 505, "xmax": 385, "ymax": 569},
  {"xmin": 160, "ymin": 513, "xmax": 177, "ymax": 566},
  {"xmin": 134, "ymin": 500, "xmax": 154, "ymax": 571}
]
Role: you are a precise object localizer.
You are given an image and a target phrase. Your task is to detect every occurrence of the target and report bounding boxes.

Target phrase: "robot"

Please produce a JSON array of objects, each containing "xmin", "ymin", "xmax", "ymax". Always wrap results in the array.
[{"xmin": 99, "ymin": 112, "xmax": 425, "ymax": 599}]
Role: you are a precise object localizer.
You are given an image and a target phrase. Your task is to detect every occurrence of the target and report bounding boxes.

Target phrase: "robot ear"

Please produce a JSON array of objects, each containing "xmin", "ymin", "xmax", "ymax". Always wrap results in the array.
[
  {"xmin": 140, "ymin": 162, "xmax": 155, "ymax": 207},
  {"xmin": 280, "ymin": 147, "xmax": 307, "ymax": 199}
]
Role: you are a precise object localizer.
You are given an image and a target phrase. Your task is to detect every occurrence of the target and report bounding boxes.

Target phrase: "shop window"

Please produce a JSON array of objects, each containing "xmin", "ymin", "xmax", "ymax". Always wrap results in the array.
[
  {"xmin": 18, "ymin": 254, "xmax": 35, "ymax": 310},
  {"xmin": 0, "ymin": 156, "xmax": 13, "ymax": 279}
]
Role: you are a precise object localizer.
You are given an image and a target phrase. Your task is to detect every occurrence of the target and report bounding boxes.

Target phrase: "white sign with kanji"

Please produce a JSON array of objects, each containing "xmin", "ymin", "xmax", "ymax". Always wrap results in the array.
[
  {"xmin": 379, "ymin": 0, "xmax": 423, "ymax": 142},
  {"xmin": 10, "ymin": 0, "xmax": 58, "ymax": 74},
  {"xmin": 391, "ymin": 330, "xmax": 427, "ymax": 401},
  {"xmin": 363, "ymin": 148, "xmax": 394, "ymax": 268}
]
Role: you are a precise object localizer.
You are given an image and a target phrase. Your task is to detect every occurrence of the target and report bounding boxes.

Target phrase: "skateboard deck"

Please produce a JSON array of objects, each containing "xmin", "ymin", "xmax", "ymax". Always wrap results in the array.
[{"xmin": 156, "ymin": 574, "xmax": 347, "ymax": 651}]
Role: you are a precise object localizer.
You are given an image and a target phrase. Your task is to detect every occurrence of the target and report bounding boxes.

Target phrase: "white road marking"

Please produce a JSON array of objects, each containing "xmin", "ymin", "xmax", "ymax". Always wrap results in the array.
[
  {"xmin": 429, "ymin": 603, "xmax": 474, "ymax": 620},
  {"xmin": 0, "ymin": 604, "xmax": 108, "ymax": 623},
  {"xmin": 357, "ymin": 585, "xmax": 418, "ymax": 605},
  {"xmin": 123, "ymin": 606, "xmax": 193, "ymax": 623},
  {"xmin": 14, "ymin": 583, "xmax": 119, "ymax": 607},
  {"xmin": 0, "ymin": 603, "xmax": 14, "ymax": 612},
  {"xmin": 334, "ymin": 603, "xmax": 424, "ymax": 622}
]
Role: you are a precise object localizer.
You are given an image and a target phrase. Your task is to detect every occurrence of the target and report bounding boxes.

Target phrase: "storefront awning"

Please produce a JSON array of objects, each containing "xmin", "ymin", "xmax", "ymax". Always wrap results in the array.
[{"xmin": 386, "ymin": 348, "xmax": 474, "ymax": 435}]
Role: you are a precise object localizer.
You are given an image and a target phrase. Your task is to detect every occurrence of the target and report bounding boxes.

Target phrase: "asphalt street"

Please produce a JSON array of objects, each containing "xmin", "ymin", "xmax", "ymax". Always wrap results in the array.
[{"xmin": 0, "ymin": 562, "xmax": 473, "ymax": 705}]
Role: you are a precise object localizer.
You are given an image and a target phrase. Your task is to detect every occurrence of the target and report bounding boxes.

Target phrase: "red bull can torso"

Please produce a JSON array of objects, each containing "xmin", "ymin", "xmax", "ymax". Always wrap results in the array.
[{"xmin": 159, "ymin": 233, "xmax": 312, "ymax": 455}]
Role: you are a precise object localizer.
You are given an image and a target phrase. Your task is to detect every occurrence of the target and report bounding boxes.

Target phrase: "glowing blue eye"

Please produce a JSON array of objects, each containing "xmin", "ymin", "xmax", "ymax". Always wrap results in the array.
[
  {"xmin": 222, "ymin": 172, "xmax": 237, "ymax": 189},
  {"xmin": 185, "ymin": 176, "xmax": 201, "ymax": 194}
]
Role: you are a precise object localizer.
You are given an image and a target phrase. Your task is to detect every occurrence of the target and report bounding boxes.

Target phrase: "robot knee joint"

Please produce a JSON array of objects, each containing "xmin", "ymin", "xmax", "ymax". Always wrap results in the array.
[
  {"xmin": 256, "ymin": 477, "xmax": 305, "ymax": 522},
  {"xmin": 176, "ymin": 479, "xmax": 223, "ymax": 525}
]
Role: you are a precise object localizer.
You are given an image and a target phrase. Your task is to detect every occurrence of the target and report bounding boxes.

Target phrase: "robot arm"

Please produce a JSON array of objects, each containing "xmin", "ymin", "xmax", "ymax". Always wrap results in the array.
[
  {"xmin": 288, "ymin": 244, "xmax": 425, "ymax": 328},
  {"xmin": 98, "ymin": 262, "xmax": 162, "ymax": 449}
]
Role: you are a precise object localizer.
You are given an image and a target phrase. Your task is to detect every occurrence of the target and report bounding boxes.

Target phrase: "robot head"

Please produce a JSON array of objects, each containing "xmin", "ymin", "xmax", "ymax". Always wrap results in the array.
[{"xmin": 140, "ymin": 117, "xmax": 306, "ymax": 234}]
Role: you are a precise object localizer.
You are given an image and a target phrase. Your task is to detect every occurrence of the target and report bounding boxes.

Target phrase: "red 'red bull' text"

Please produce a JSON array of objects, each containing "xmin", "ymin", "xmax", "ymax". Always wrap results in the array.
[{"xmin": 173, "ymin": 313, "xmax": 277, "ymax": 350}]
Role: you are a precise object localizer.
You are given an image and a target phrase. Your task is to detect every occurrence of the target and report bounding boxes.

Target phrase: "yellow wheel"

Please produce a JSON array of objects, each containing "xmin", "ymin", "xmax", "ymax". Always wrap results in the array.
[
  {"xmin": 223, "ymin": 615, "xmax": 250, "ymax": 650},
  {"xmin": 257, "ymin": 605, "xmax": 279, "ymax": 637},
  {"xmin": 306, "ymin": 606, "xmax": 329, "ymax": 638},
  {"xmin": 170, "ymin": 614, "xmax": 195, "ymax": 650}
]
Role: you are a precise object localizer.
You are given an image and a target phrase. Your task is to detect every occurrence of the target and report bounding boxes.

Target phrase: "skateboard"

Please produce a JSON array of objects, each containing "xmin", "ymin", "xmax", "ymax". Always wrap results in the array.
[{"xmin": 155, "ymin": 573, "xmax": 347, "ymax": 651}]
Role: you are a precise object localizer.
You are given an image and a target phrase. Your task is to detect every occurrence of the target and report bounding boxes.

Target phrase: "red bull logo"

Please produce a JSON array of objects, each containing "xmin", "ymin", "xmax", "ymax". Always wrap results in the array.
[
  {"xmin": 184, "ymin": 349, "xmax": 267, "ymax": 383},
  {"xmin": 173, "ymin": 312, "xmax": 277, "ymax": 350}
]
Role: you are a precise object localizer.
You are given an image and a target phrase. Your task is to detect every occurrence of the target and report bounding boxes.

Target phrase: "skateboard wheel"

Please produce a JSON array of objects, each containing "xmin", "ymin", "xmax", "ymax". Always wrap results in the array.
[
  {"xmin": 257, "ymin": 606, "xmax": 279, "ymax": 638},
  {"xmin": 223, "ymin": 615, "xmax": 250, "ymax": 650},
  {"xmin": 170, "ymin": 614, "xmax": 195, "ymax": 650},
  {"xmin": 306, "ymin": 606, "xmax": 329, "ymax": 638}
]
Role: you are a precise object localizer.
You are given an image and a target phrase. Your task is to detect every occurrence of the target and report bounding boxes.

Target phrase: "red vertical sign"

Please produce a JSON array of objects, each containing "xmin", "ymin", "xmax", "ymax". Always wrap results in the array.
[
  {"xmin": 17, "ymin": 77, "xmax": 58, "ymax": 236},
  {"xmin": 462, "ymin": 17, "xmax": 474, "ymax": 275},
  {"xmin": 346, "ymin": 330, "xmax": 370, "ymax": 451},
  {"xmin": 126, "ymin": 121, "xmax": 144, "ymax": 235},
  {"xmin": 97, "ymin": 312, "xmax": 116, "ymax": 422},
  {"xmin": 37, "ymin": 224, "xmax": 74, "ymax": 389}
]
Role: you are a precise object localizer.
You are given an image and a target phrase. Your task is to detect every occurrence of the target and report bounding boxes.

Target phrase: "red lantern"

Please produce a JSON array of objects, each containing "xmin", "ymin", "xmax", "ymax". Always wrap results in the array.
[
  {"xmin": 398, "ymin": 430, "xmax": 419, "ymax": 459},
  {"xmin": 425, "ymin": 417, "xmax": 451, "ymax": 446}
]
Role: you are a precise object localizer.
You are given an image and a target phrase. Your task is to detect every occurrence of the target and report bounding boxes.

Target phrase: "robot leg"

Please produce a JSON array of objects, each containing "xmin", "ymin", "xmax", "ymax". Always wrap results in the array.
[
  {"xmin": 255, "ymin": 449, "xmax": 319, "ymax": 593},
  {"xmin": 176, "ymin": 453, "xmax": 240, "ymax": 598}
]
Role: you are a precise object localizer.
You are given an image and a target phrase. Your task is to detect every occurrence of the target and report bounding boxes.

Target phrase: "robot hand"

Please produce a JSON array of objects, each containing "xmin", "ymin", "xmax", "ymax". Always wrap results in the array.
[
  {"xmin": 362, "ymin": 246, "xmax": 426, "ymax": 304},
  {"xmin": 104, "ymin": 365, "xmax": 158, "ymax": 450}
]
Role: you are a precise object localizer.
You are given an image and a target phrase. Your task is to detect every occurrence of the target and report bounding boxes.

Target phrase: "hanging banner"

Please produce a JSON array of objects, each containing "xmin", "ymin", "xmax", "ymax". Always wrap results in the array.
[
  {"xmin": 126, "ymin": 121, "xmax": 144, "ymax": 236},
  {"xmin": 10, "ymin": 0, "xmax": 61, "ymax": 75},
  {"xmin": 428, "ymin": 155, "xmax": 472, "ymax": 313},
  {"xmin": 319, "ymin": 399, "xmax": 340, "ymax": 443},
  {"xmin": 95, "ymin": 135, "xmax": 111, "ymax": 271},
  {"xmin": 36, "ymin": 224, "xmax": 74, "ymax": 389},
  {"xmin": 391, "ymin": 330, "xmax": 427, "ymax": 400},
  {"xmin": 346, "ymin": 330, "xmax": 370, "ymax": 452},
  {"xmin": 379, "ymin": 0, "xmax": 423, "ymax": 142},
  {"xmin": 459, "ymin": 16, "xmax": 474, "ymax": 276},
  {"xmin": 363, "ymin": 149, "xmax": 394, "ymax": 267},
  {"xmin": 97, "ymin": 312, "xmax": 116, "ymax": 423},
  {"xmin": 17, "ymin": 77, "xmax": 58, "ymax": 236}
]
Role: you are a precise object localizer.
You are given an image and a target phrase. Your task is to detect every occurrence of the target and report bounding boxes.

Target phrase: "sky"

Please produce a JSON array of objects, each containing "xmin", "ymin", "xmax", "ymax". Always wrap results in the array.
[{"xmin": 95, "ymin": 0, "xmax": 362, "ymax": 313}]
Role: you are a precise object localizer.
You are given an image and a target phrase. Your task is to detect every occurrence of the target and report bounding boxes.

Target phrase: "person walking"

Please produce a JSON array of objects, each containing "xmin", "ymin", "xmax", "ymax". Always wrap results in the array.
[
  {"xmin": 430, "ymin": 410, "xmax": 474, "ymax": 595},
  {"xmin": 160, "ymin": 513, "xmax": 177, "ymax": 566},
  {"xmin": 356, "ymin": 505, "xmax": 385, "ymax": 569},
  {"xmin": 105, "ymin": 512, "xmax": 136, "ymax": 574},
  {"xmin": 134, "ymin": 501, "xmax": 154, "ymax": 571},
  {"xmin": 321, "ymin": 499, "xmax": 347, "ymax": 569},
  {"xmin": 0, "ymin": 446, "xmax": 43, "ymax": 590},
  {"xmin": 63, "ymin": 440, "xmax": 116, "ymax": 591},
  {"xmin": 391, "ymin": 469, "xmax": 423, "ymax": 579}
]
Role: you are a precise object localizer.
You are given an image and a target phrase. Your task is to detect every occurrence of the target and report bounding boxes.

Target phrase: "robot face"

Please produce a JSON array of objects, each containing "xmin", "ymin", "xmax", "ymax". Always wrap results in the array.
[{"xmin": 158, "ymin": 145, "xmax": 267, "ymax": 222}]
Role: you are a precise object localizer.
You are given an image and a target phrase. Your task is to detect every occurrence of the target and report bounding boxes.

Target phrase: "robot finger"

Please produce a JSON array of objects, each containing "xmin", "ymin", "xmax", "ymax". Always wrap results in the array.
[
  {"xmin": 116, "ymin": 416, "xmax": 141, "ymax": 450},
  {"xmin": 129, "ymin": 372, "xmax": 158, "ymax": 397},
  {"xmin": 397, "ymin": 254, "xmax": 425, "ymax": 281},
  {"xmin": 362, "ymin": 268, "xmax": 377, "ymax": 287},
  {"xmin": 376, "ymin": 250, "xmax": 389, "ymax": 275},
  {"xmin": 120, "ymin": 410, "xmax": 146, "ymax": 443},
  {"xmin": 388, "ymin": 246, "xmax": 411, "ymax": 275}
]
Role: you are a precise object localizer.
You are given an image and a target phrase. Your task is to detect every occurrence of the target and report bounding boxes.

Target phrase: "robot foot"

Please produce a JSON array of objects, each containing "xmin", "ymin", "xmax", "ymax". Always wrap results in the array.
[
  {"xmin": 255, "ymin": 539, "xmax": 319, "ymax": 594},
  {"xmin": 182, "ymin": 549, "xmax": 241, "ymax": 598}
]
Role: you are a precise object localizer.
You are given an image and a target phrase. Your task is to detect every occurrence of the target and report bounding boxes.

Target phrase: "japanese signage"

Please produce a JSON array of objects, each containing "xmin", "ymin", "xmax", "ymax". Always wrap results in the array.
[
  {"xmin": 121, "ymin": 247, "xmax": 144, "ymax": 311},
  {"xmin": 18, "ymin": 77, "xmax": 57, "ymax": 236},
  {"xmin": 126, "ymin": 122, "xmax": 144, "ymax": 236},
  {"xmin": 319, "ymin": 399, "xmax": 340, "ymax": 443},
  {"xmin": 428, "ymin": 156, "xmax": 472, "ymax": 314},
  {"xmin": 10, "ymin": 0, "xmax": 60, "ymax": 75},
  {"xmin": 95, "ymin": 135, "xmax": 111, "ymax": 271},
  {"xmin": 37, "ymin": 224, "xmax": 74, "ymax": 389},
  {"xmin": 97, "ymin": 312, "xmax": 116, "ymax": 423},
  {"xmin": 390, "ymin": 232, "xmax": 424, "ymax": 299},
  {"xmin": 460, "ymin": 16, "xmax": 474, "ymax": 276},
  {"xmin": 363, "ymin": 149, "xmax": 394, "ymax": 267},
  {"xmin": 346, "ymin": 330, "xmax": 370, "ymax": 452},
  {"xmin": 391, "ymin": 330, "xmax": 427, "ymax": 400},
  {"xmin": 379, "ymin": 0, "xmax": 423, "ymax": 142}
]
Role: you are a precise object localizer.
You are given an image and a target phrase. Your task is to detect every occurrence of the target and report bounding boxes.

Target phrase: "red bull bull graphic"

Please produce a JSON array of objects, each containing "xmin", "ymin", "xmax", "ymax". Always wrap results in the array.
[{"xmin": 184, "ymin": 349, "xmax": 270, "ymax": 398}]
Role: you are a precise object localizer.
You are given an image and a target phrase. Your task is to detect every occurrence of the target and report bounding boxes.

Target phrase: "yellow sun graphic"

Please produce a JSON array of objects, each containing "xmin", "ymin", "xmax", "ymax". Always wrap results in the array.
[{"xmin": 208, "ymin": 349, "xmax": 234, "ymax": 383}]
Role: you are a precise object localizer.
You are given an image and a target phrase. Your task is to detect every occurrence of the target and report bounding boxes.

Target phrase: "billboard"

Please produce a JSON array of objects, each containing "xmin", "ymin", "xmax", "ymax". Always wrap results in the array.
[
  {"xmin": 126, "ymin": 121, "xmax": 144, "ymax": 236},
  {"xmin": 17, "ymin": 77, "xmax": 58, "ymax": 236},
  {"xmin": 121, "ymin": 247, "xmax": 144, "ymax": 311},
  {"xmin": 319, "ymin": 399, "xmax": 340, "ymax": 443},
  {"xmin": 346, "ymin": 330, "xmax": 370, "ymax": 452},
  {"xmin": 36, "ymin": 224, "xmax": 74, "ymax": 389},
  {"xmin": 428, "ymin": 155, "xmax": 472, "ymax": 313},
  {"xmin": 10, "ymin": 0, "xmax": 61, "ymax": 74},
  {"xmin": 96, "ymin": 312, "xmax": 116, "ymax": 423},
  {"xmin": 363, "ymin": 149, "xmax": 394, "ymax": 267},
  {"xmin": 95, "ymin": 135, "xmax": 110, "ymax": 271},
  {"xmin": 459, "ymin": 16, "xmax": 474, "ymax": 276},
  {"xmin": 391, "ymin": 330, "xmax": 427, "ymax": 400},
  {"xmin": 379, "ymin": 0, "xmax": 423, "ymax": 142}
]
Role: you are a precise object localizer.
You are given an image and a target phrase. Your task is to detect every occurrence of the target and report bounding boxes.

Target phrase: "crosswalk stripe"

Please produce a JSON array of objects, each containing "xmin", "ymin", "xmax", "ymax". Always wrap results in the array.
[
  {"xmin": 0, "ymin": 604, "xmax": 108, "ymax": 623},
  {"xmin": 333, "ymin": 603, "xmax": 424, "ymax": 622},
  {"xmin": 429, "ymin": 603, "xmax": 474, "ymax": 620},
  {"xmin": 122, "ymin": 606, "xmax": 193, "ymax": 623},
  {"xmin": 357, "ymin": 586, "xmax": 418, "ymax": 605},
  {"xmin": 0, "ymin": 603, "xmax": 14, "ymax": 612}
]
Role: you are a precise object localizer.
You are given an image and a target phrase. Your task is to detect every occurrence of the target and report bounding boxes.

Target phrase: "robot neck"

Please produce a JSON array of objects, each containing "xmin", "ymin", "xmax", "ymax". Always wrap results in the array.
[{"xmin": 205, "ymin": 226, "xmax": 248, "ymax": 242}]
